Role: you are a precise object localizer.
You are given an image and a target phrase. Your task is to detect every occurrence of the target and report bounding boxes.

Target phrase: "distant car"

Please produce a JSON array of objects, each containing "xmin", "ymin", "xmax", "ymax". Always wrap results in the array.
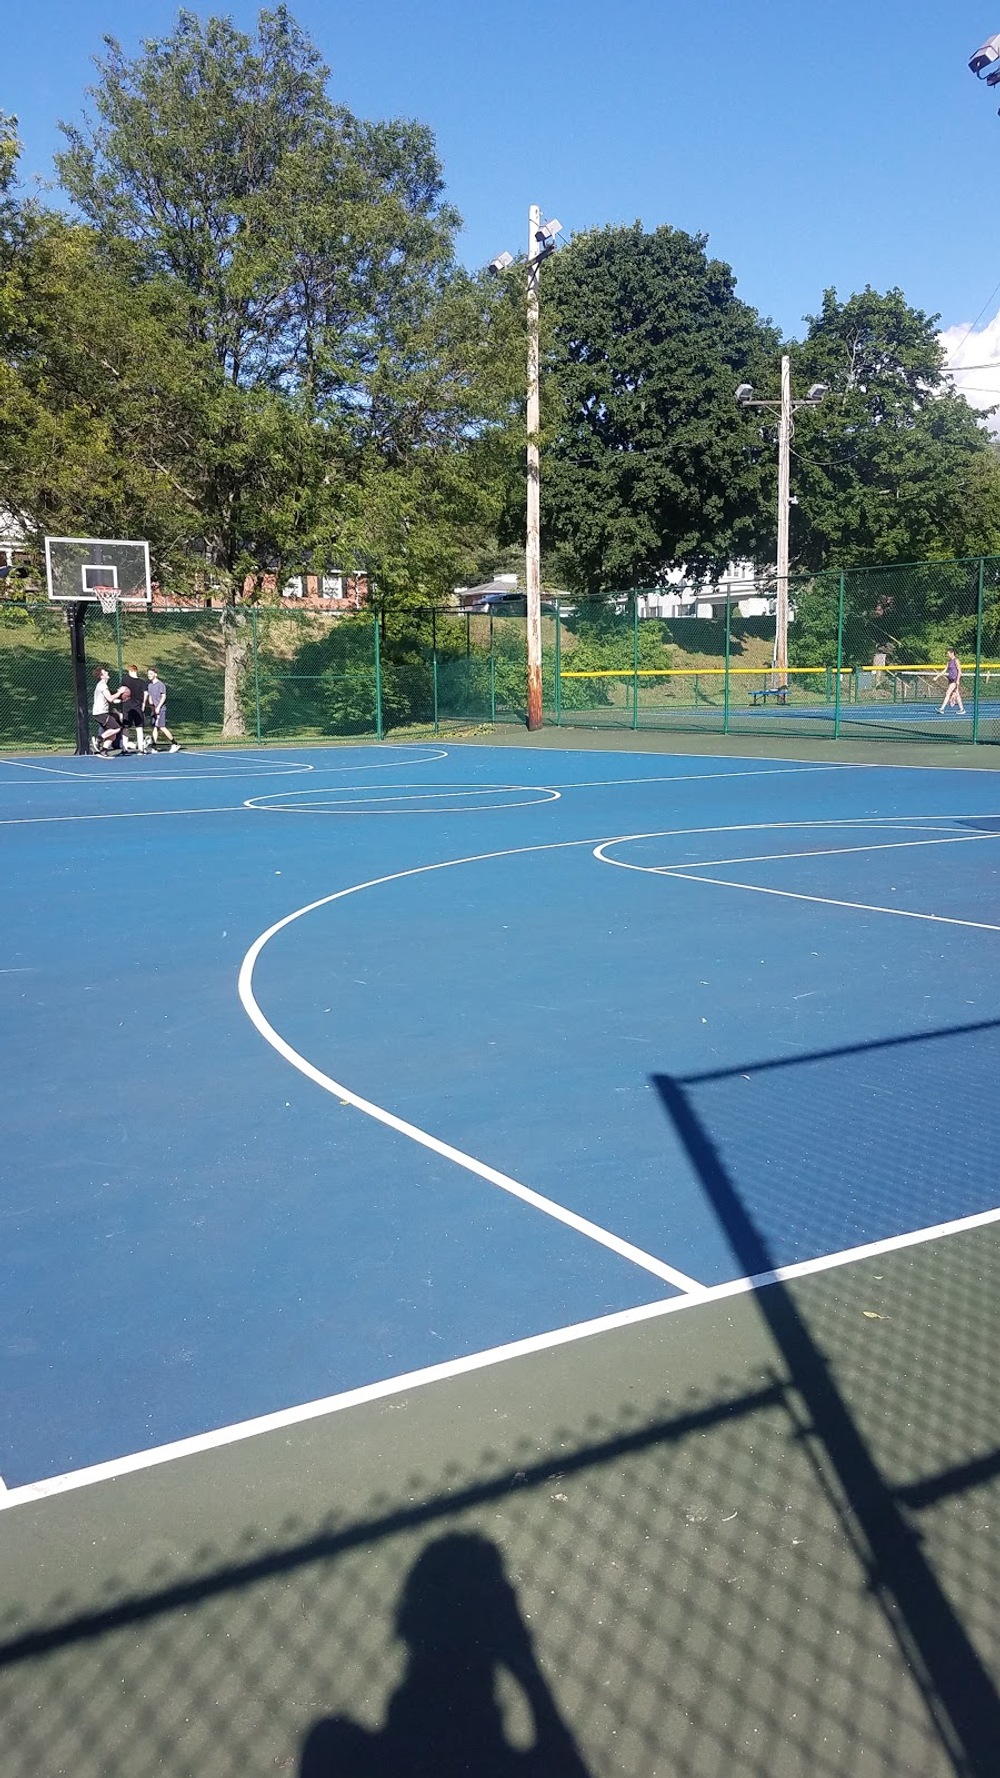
[
  {"xmin": 467, "ymin": 592, "xmax": 527, "ymax": 616},
  {"xmin": 467, "ymin": 592, "xmax": 569, "ymax": 617}
]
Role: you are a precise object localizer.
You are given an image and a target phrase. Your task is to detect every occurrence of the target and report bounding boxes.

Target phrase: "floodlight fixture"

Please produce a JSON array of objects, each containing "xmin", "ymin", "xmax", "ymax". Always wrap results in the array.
[
  {"xmin": 735, "ymin": 383, "xmax": 754, "ymax": 404},
  {"xmin": 487, "ymin": 250, "xmax": 515, "ymax": 275},
  {"xmin": 970, "ymin": 33, "xmax": 1000, "ymax": 75},
  {"xmin": 533, "ymin": 218, "xmax": 563, "ymax": 259},
  {"xmin": 806, "ymin": 383, "xmax": 828, "ymax": 401}
]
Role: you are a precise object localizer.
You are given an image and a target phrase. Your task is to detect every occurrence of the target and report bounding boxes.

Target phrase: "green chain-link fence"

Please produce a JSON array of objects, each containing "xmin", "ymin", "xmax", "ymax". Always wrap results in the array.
[
  {"xmin": 548, "ymin": 558, "xmax": 1000, "ymax": 746},
  {"xmin": 0, "ymin": 603, "xmax": 534, "ymax": 751},
  {"xmin": 4, "ymin": 557, "xmax": 1000, "ymax": 750}
]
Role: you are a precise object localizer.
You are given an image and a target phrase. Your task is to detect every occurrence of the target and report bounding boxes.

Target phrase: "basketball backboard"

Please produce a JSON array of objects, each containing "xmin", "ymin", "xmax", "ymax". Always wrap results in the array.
[{"xmin": 45, "ymin": 536, "xmax": 152, "ymax": 607}]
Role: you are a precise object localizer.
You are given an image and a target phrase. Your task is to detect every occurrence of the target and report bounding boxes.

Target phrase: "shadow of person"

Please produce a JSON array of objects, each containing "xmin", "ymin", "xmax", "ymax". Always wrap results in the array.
[{"xmin": 300, "ymin": 1531, "xmax": 592, "ymax": 1777}]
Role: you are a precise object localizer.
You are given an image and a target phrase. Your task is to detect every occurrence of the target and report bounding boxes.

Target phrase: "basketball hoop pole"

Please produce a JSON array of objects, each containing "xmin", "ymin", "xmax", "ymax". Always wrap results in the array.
[{"xmin": 67, "ymin": 602, "xmax": 91, "ymax": 755}]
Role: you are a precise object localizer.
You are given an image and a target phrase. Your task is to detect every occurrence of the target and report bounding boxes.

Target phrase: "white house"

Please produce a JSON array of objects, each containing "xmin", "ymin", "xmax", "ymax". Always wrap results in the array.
[
  {"xmin": 638, "ymin": 563, "xmax": 778, "ymax": 622},
  {"xmin": 0, "ymin": 511, "xmax": 34, "ymax": 588}
]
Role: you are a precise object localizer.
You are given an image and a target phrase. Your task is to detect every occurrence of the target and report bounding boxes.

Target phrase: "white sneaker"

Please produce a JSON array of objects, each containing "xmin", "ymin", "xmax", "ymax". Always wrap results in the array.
[{"xmin": 169, "ymin": 743, "xmax": 180, "ymax": 752}]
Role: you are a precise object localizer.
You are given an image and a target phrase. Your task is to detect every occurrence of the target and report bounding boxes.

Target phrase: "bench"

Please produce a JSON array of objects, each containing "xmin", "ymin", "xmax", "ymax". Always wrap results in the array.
[{"xmin": 749, "ymin": 685, "xmax": 789, "ymax": 706}]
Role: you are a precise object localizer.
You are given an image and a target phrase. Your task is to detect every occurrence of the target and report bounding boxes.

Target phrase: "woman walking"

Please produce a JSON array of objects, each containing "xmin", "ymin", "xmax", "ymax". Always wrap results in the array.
[{"xmin": 937, "ymin": 648, "xmax": 965, "ymax": 715}]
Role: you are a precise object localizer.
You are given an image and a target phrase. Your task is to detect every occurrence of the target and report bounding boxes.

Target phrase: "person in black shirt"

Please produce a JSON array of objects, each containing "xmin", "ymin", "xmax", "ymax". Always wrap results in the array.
[{"xmin": 119, "ymin": 664, "xmax": 148, "ymax": 753}]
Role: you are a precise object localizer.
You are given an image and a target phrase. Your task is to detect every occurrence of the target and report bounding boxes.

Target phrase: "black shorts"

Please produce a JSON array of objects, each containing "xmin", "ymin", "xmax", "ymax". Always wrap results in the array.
[{"xmin": 122, "ymin": 705, "xmax": 144, "ymax": 728}]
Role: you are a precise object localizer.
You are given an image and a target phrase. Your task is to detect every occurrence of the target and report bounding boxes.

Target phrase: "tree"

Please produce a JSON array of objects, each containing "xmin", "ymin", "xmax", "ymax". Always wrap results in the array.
[
  {"xmin": 536, "ymin": 223, "xmax": 781, "ymax": 595},
  {"xmin": 787, "ymin": 288, "xmax": 996, "ymax": 569},
  {"xmin": 335, "ymin": 268, "xmax": 525, "ymax": 610},
  {"xmin": 57, "ymin": 8, "xmax": 460, "ymax": 407},
  {"xmin": 0, "ymin": 110, "xmax": 18, "ymax": 216},
  {"xmin": 53, "ymin": 8, "xmax": 517, "ymax": 728}
]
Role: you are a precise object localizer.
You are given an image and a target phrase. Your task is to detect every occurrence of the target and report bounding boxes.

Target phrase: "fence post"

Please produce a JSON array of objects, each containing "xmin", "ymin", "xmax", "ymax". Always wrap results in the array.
[
  {"xmin": 834, "ymin": 572, "xmax": 845, "ymax": 739},
  {"xmin": 114, "ymin": 601, "xmax": 123, "ymax": 678},
  {"xmin": 373, "ymin": 613, "xmax": 384, "ymax": 739},
  {"xmin": 554, "ymin": 600, "xmax": 562, "ymax": 724},
  {"xmin": 723, "ymin": 594, "xmax": 731, "ymax": 734},
  {"xmin": 432, "ymin": 608, "xmax": 439, "ymax": 736},
  {"xmin": 252, "ymin": 607, "xmax": 262, "ymax": 742},
  {"xmin": 489, "ymin": 613, "xmax": 496, "ymax": 724},
  {"xmin": 973, "ymin": 557, "xmax": 985, "ymax": 745},
  {"xmin": 632, "ymin": 594, "xmax": 639, "ymax": 730}
]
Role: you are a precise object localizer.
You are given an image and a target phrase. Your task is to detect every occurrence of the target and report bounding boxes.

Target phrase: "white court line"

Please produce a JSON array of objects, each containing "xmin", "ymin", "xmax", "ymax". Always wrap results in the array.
[
  {"xmin": 452, "ymin": 740, "xmax": 1000, "ymax": 775},
  {"xmin": 245, "ymin": 784, "xmax": 562, "ymax": 814},
  {"xmin": 0, "ymin": 748, "xmax": 445, "ymax": 788},
  {"xmin": 0, "ymin": 758, "xmax": 113, "ymax": 779},
  {"xmin": 651, "ymin": 831, "xmax": 1000, "ymax": 870},
  {"xmin": 3, "ymin": 1200, "xmax": 999, "ymax": 1511},
  {"xmin": 544, "ymin": 764, "xmax": 854, "ymax": 789},
  {"xmin": 591, "ymin": 818, "xmax": 983, "ymax": 860},
  {"xmin": 593, "ymin": 825, "xmax": 1000, "ymax": 931},
  {"xmin": 0, "ymin": 805, "xmax": 251, "ymax": 828},
  {"xmin": 653, "ymin": 870, "xmax": 1000, "ymax": 934},
  {"xmin": 455, "ymin": 742, "xmax": 868, "ymax": 768},
  {"xmin": 0, "ymin": 760, "xmax": 319, "ymax": 785},
  {"xmin": 238, "ymin": 847, "xmax": 703, "ymax": 1297}
]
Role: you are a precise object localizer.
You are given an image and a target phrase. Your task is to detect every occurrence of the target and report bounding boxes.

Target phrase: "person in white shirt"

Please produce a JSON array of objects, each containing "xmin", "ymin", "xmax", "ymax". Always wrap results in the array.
[{"xmin": 91, "ymin": 667, "xmax": 124, "ymax": 754}]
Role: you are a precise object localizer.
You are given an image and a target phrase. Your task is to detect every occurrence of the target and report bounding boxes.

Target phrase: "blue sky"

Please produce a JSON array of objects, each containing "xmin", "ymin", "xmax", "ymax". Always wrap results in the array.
[{"xmin": 7, "ymin": 1, "xmax": 1000, "ymax": 401}]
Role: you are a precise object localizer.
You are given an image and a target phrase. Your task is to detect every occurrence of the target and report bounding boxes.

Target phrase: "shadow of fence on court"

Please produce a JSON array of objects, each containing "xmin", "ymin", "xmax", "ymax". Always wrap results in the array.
[
  {"xmin": 651, "ymin": 1020, "xmax": 1000, "ymax": 1778},
  {"xmin": 4, "ymin": 1279, "xmax": 1000, "ymax": 1776},
  {"xmin": 2, "ymin": 1029, "xmax": 999, "ymax": 1775}
]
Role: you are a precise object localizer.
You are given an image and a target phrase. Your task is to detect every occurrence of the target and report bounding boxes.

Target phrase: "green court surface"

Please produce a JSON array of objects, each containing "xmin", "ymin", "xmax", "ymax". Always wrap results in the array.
[{"xmin": 3, "ymin": 1216, "xmax": 999, "ymax": 1776}]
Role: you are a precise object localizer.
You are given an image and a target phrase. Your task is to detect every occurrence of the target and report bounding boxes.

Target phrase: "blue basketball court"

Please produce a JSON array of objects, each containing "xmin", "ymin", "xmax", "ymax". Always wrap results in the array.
[{"xmin": 3, "ymin": 739, "xmax": 999, "ymax": 1496}]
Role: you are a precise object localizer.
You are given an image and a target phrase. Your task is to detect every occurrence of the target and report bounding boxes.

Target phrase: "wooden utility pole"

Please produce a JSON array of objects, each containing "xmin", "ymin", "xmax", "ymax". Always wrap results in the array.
[
  {"xmin": 737, "ymin": 358, "xmax": 826, "ymax": 689},
  {"xmin": 775, "ymin": 354, "xmax": 792, "ymax": 685},
  {"xmin": 525, "ymin": 204, "xmax": 544, "ymax": 730}
]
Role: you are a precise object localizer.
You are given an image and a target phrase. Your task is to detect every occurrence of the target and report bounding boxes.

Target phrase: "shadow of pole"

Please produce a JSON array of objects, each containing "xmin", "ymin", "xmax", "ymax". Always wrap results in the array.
[{"xmin": 653, "ymin": 1073, "xmax": 1000, "ymax": 1777}]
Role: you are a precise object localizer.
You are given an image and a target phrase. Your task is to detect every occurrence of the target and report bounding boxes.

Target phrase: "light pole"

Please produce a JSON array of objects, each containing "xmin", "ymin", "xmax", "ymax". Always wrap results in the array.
[
  {"xmin": 736, "ymin": 359, "xmax": 826, "ymax": 683},
  {"xmin": 490, "ymin": 207, "xmax": 562, "ymax": 730}
]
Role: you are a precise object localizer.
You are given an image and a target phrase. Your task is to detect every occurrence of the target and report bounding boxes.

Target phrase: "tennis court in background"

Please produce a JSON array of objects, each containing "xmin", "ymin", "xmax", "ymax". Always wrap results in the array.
[{"xmin": 2, "ymin": 733, "xmax": 1000, "ymax": 1777}]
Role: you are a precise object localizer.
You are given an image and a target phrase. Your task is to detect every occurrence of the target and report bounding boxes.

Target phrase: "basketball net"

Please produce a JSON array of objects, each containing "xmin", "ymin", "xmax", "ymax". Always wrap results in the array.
[{"xmin": 93, "ymin": 587, "xmax": 120, "ymax": 615}]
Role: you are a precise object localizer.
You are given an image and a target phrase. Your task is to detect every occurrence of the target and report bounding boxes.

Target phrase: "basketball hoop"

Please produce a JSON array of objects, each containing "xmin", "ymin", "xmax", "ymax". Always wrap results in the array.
[{"xmin": 93, "ymin": 587, "xmax": 120, "ymax": 615}]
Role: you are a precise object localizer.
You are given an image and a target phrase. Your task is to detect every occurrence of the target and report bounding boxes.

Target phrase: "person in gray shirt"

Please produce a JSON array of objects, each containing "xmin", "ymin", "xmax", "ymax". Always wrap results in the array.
[{"xmin": 146, "ymin": 667, "xmax": 180, "ymax": 752}]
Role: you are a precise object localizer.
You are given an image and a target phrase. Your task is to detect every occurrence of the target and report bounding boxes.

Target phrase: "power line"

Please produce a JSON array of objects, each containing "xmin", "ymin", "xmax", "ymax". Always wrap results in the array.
[{"xmin": 944, "ymin": 279, "xmax": 1000, "ymax": 359}]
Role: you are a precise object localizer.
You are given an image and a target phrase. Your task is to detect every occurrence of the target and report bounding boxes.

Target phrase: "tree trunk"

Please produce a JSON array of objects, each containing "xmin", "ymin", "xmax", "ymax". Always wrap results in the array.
[{"xmin": 221, "ymin": 606, "xmax": 249, "ymax": 739}]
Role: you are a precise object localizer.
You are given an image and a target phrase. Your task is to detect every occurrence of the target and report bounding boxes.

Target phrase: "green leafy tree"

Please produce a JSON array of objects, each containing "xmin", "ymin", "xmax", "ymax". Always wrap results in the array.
[
  {"xmin": 57, "ymin": 8, "xmax": 459, "ymax": 409},
  {"xmin": 788, "ymin": 288, "xmax": 995, "ymax": 569},
  {"xmin": 0, "ymin": 215, "xmax": 212, "ymax": 565},
  {"xmin": 54, "ymin": 9, "xmax": 518, "ymax": 726},
  {"xmin": 783, "ymin": 289, "xmax": 999, "ymax": 663},
  {"xmin": 332, "ymin": 268, "xmax": 525, "ymax": 613},
  {"xmin": 537, "ymin": 223, "xmax": 781, "ymax": 595},
  {"xmin": 0, "ymin": 111, "xmax": 18, "ymax": 218}
]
